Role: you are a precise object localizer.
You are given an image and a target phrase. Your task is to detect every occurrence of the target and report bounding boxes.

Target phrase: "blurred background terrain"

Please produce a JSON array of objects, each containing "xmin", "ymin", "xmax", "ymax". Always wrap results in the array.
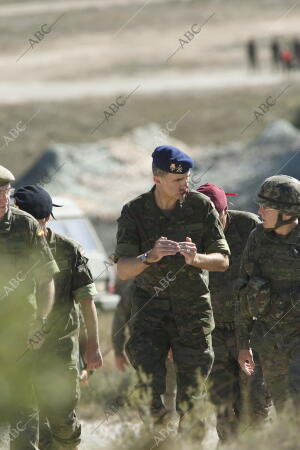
[
  {"xmin": 1, "ymin": 0, "xmax": 300, "ymax": 246},
  {"xmin": 1, "ymin": 0, "xmax": 300, "ymax": 448}
]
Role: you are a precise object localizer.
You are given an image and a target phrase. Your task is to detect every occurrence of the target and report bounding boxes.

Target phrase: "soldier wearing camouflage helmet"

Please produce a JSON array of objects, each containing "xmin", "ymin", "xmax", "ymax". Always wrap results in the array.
[
  {"xmin": 0, "ymin": 167, "xmax": 58, "ymax": 449},
  {"xmin": 236, "ymin": 175, "xmax": 300, "ymax": 411},
  {"xmin": 197, "ymin": 183, "xmax": 270, "ymax": 443}
]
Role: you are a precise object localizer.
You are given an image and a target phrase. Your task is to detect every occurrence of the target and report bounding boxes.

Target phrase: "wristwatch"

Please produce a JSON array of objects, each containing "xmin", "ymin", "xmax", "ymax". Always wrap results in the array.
[{"xmin": 140, "ymin": 251, "xmax": 153, "ymax": 265}]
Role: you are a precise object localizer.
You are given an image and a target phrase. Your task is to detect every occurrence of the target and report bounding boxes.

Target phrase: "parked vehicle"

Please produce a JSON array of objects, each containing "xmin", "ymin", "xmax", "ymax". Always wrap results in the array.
[{"xmin": 49, "ymin": 196, "xmax": 120, "ymax": 310}]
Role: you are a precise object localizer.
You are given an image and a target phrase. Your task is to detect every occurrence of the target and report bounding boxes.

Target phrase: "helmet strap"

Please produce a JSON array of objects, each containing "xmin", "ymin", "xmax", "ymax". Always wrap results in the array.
[{"xmin": 265, "ymin": 212, "xmax": 297, "ymax": 232}]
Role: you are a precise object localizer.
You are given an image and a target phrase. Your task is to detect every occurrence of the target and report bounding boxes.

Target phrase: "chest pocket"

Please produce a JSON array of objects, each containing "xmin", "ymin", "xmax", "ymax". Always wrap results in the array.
[
  {"xmin": 2, "ymin": 238, "xmax": 29, "ymax": 272},
  {"xmin": 184, "ymin": 222, "xmax": 204, "ymax": 250},
  {"xmin": 256, "ymin": 244, "xmax": 300, "ymax": 281},
  {"xmin": 253, "ymin": 243, "xmax": 300, "ymax": 318},
  {"xmin": 3, "ymin": 238, "xmax": 28, "ymax": 256},
  {"xmin": 131, "ymin": 211, "xmax": 157, "ymax": 253},
  {"xmin": 0, "ymin": 237, "xmax": 34, "ymax": 300}
]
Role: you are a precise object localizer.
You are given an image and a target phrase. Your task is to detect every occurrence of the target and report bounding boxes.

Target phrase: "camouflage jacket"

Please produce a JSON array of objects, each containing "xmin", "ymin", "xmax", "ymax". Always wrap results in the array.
[
  {"xmin": 112, "ymin": 281, "xmax": 134, "ymax": 356},
  {"xmin": 209, "ymin": 210, "xmax": 260, "ymax": 325},
  {"xmin": 236, "ymin": 222, "xmax": 300, "ymax": 351},
  {"xmin": 0, "ymin": 207, "xmax": 59, "ymax": 357},
  {"xmin": 40, "ymin": 228, "xmax": 97, "ymax": 365},
  {"xmin": 114, "ymin": 187, "xmax": 230, "ymax": 334}
]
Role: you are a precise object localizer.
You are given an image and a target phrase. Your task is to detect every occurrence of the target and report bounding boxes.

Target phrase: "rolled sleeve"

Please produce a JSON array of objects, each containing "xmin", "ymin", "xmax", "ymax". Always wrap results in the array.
[
  {"xmin": 74, "ymin": 282, "xmax": 98, "ymax": 302},
  {"xmin": 71, "ymin": 247, "xmax": 95, "ymax": 300},
  {"xmin": 202, "ymin": 207, "xmax": 230, "ymax": 256},
  {"xmin": 36, "ymin": 259, "xmax": 60, "ymax": 283},
  {"xmin": 205, "ymin": 239, "xmax": 230, "ymax": 255},
  {"xmin": 114, "ymin": 205, "xmax": 140, "ymax": 262},
  {"xmin": 115, "ymin": 243, "xmax": 139, "ymax": 260}
]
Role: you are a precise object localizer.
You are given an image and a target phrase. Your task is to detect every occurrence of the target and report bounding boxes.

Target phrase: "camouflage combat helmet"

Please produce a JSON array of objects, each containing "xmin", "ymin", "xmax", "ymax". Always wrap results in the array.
[{"xmin": 256, "ymin": 175, "xmax": 300, "ymax": 216}]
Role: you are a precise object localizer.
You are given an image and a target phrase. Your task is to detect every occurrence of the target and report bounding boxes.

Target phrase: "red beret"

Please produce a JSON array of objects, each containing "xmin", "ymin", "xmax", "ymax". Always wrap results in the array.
[{"xmin": 196, "ymin": 183, "xmax": 228, "ymax": 213}]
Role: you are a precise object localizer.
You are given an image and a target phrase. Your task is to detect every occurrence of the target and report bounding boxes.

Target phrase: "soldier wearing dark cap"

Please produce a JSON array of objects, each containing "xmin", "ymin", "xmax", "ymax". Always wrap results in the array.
[
  {"xmin": 114, "ymin": 145, "xmax": 230, "ymax": 431},
  {"xmin": 0, "ymin": 166, "xmax": 58, "ymax": 449},
  {"xmin": 14, "ymin": 185, "xmax": 103, "ymax": 450},
  {"xmin": 197, "ymin": 184, "xmax": 270, "ymax": 443},
  {"xmin": 236, "ymin": 175, "xmax": 300, "ymax": 412}
]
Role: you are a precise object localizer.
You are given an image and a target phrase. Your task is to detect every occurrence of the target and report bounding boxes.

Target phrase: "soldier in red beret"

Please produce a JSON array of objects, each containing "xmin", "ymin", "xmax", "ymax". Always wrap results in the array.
[{"xmin": 197, "ymin": 183, "xmax": 270, "ymax": 444}]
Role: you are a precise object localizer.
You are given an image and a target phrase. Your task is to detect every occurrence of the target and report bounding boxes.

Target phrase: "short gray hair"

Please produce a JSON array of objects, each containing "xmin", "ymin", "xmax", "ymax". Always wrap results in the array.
[{"xmin": 152, "ymin": 163, "xmax": 168, "ymax": 177}]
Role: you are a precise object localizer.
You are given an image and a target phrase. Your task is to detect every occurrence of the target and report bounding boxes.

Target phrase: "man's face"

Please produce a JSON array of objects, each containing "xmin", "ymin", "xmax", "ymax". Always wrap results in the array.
[
  {"xmin": 258, "ymin": 204, "xmax": 279, "ymax": 229},
  {"xmin": 0, "ymin": 184, "xmax": 11, "ymax": 215},
  {"xmin": 155, "ymin": 171, "xmax": 190, "ymax": 200}
]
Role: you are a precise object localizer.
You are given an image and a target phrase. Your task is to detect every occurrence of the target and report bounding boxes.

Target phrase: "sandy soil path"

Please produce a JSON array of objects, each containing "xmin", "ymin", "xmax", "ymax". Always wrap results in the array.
[{"xmin": 1, "ymin": 70, "xmax": 295, "ymax": 105}]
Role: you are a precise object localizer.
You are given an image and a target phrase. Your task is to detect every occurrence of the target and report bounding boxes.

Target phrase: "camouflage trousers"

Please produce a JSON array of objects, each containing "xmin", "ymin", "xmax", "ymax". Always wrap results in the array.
[
  {"xmin": 34, "ymin": 362, "xmax": 81, "ymax": 450},
  {"xmin": 126, "ymin": 310, "xmax": 214, "ymax": 418},
  {"xmin": 0, "ymin": 353, "xmax": 39, "ymax": 450},
  {"xmin": 258, "ymin": 341, "xmax": 300, "ymax": 412},
  {"xmin": 209, "ymin": 324, "xmax": 270, "ymax": 442}
]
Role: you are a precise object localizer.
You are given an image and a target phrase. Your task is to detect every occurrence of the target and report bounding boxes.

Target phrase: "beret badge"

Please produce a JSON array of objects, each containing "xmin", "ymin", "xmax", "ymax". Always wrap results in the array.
[{"xmin": 170, "ymin": 163, "xmax": 183, "ymax": 173}]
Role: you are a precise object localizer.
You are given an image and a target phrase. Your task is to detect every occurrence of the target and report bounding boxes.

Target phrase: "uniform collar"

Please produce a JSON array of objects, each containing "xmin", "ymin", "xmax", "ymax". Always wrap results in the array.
[
  {"xmin": 148, "ymin": 185, "xmax": 185, "ymax": 217},
  {"xmin": 264, "ymin": 222, "xmax": 300, "ymax": 244}
]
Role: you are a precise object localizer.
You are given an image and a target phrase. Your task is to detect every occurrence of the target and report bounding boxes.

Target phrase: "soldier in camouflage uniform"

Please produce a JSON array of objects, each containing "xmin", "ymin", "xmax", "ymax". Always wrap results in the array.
[
  {"xmin": 14, "ymin": 185, "xmax": 103, "ymax": 450},
  {"xmin": 0, "ymin": 166, "xmax": 58, "ymax": 450},
  {"xmin": 236, "ymin": 175, "xmax": 300, "ymax": 412},
  {"xmin": 112, "ymin": 280, "xmax": 177, "ymax": 412},
  {"xmin": 114, "ymin": 146, "xmax": 230, "ymax": 423},
  {"xmin": 197, "ymin": 184, "xmax": 270, "ymax": 443}
]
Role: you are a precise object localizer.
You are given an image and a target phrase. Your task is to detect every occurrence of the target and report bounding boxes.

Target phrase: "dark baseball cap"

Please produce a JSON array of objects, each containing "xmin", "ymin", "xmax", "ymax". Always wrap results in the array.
[{"xmin": 14, "ymin": 185, "xmax": 62, "ymax": 219}]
